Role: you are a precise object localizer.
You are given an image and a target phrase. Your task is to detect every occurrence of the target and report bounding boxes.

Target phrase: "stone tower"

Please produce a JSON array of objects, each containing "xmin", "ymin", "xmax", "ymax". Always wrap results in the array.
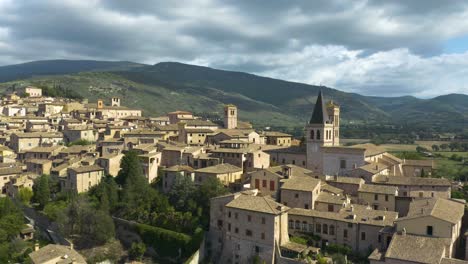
[
  {"xmin": 111, "ymin": 97, "xmax": 121, "ymax": 107},
  {"xmin": 305, "ymin": 91, "xmax": 340, "ymax": 173},
  {"xmin": 224, "ymin": 104, "xmax": 237, "ymax": 129}
]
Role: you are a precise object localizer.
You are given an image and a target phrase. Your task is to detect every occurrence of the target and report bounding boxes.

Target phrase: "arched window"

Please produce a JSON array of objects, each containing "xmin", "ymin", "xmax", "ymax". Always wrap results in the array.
[
  {"xmin": 317, "ymin": 130, "xmax": 321, "ymax": 140},
  {"xmin": 310, "ymin": 130, "xmax": 315, "ymax": 139}
]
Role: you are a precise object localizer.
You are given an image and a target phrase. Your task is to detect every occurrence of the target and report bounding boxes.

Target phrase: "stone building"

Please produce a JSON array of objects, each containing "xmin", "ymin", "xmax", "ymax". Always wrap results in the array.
[
  {"xmin": 208, "ymin": 191, "xmax": 290, "ymax": 264},
  {"xmin": 358, "ymin": 184, "xmax": 398, "ymax": 211},
  {"xmin": 194, "ymin": 163, "xmax": 243, "ymax": 186},
  {"xmin": 63, "ymin": 165, "xmax": 104, "ymax": 193},
  {"xmin": 289, "ymin": 204, "xmax": 398, "ymax": 253}
]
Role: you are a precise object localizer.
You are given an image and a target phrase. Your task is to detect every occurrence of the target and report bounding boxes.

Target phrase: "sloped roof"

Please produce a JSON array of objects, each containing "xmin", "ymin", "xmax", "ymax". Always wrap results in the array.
[
  {"xmin": 398, "ymin": 198, "xmax": 465, "ymax": 224},
  {"xmin": 280, "ymin": 176, "xmax": 320, "ymax": 192},
  {"xmin": 358, "ymin": 184, "xmax": 397, "ymax": 195},
  {"xmin": 290, "ymin": 204, "xmax": 398, "ymax": 227},
  {"xmin": 226, "ymin": 194, "xmax": 289, "ymax": 215},
  {"xmin": 309, "ymin": 91, "xmax": 329, "ymax": 124},
  {"xmin": 195, "ymin": 163, "xmax": 242, "ymax": 174},
  {"xmin": 385, "ymin": 233, "xmax": 449, "ymax": 264},
  {"xmin": 29, "ymin": 244, "xmax": 87, "ymax": 264}
]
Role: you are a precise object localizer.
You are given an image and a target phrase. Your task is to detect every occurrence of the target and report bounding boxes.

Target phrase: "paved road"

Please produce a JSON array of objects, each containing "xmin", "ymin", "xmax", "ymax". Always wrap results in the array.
[{"xmin": 22, "ymin": 205, "xmax": 69, "ymax": 245}]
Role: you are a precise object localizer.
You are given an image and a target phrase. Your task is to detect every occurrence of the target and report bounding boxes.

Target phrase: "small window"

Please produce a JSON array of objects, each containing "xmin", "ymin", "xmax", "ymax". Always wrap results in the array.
[
  {"xmin": 246, "ymin": 229, "xmax": 252, "ymax": 236},
  {"xmin": 385, "ymin": 195, "xmax": 389, "ymax": 201},
  {"xmin": 344, "ymin": 229, "xmax": 348, "ymax": 238},
  {"xmin": 340, "ymin": 159, "xmax": 346, "ymax": 169},
  {"xmin": 235, "ymin": 227, "xmax": 239, "ymax": 233},
  {"xmin": 328, "ymin": 204, "xmax": 334, "ymax": 212},
  {"xmin": 270, "ymin": 181, "xmax": 275, "ymax": 191},
  {"xmin": 295, "ymin": 193, "xmax": 299, "ymax": 198},
  {"xmin": 427, "ymin": 226, "xmax": 433, "ymax": 236},
  {"xmin": 262, "ymin": 180, "xmax": 267, "ymax": 188},
  {"xmin": 261, "ymin": 217, "xmax": 266, "ymax": 224},
  {"xmin": 261, "ymin": 233, "xmax": 265, "ymax": 240},
  {"xmin": 361, "ymin": 232, "xmax": 366, "ymax": 240},
  {"xmin": 374, "ymin": 194, "xmax": 378, "ymax": 201},
  {"xmin": 234, "ymin": 212, "xmax": 238, "ymax": 219},
  {"xmin": 329, "ymin": 225, "xmax": 335, "ymax": 235},
  {"xmin": 247, "ymin": 215, "xmax": 251, "ymax": 222},
  {"xmin": 304, "ymin": 204, "xmax": 309, "ymax": 209}
]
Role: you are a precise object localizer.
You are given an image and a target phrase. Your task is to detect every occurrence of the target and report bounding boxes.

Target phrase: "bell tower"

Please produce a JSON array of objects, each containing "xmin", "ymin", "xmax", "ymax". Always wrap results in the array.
[
  {"xmin": 305, "ymin": 91, "xmax": 339, "ymax": 173},
  {"xmin": 224, "ymin": 104, "xmax": 237, "ymax": 129}
]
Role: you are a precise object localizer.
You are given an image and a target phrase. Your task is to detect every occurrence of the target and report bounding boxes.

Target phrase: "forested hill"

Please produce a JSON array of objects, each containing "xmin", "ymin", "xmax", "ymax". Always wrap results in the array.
[{"xmin": 0, "ymin": 60, "xmax": 466, "ymax": 133}]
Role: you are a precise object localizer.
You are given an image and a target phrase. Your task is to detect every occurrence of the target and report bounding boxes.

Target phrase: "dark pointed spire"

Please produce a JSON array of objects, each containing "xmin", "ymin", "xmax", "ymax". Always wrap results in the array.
[{"xmin": 309, "ymin": 91, "xmax": 329, "ymax": 124}]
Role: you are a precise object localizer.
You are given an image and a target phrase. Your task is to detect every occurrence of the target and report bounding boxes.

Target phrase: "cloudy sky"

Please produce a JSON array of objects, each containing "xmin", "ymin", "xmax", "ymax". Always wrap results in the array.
[{"xmin": 1, "ymin": 0, "xmax": 468, "ymax": 97}]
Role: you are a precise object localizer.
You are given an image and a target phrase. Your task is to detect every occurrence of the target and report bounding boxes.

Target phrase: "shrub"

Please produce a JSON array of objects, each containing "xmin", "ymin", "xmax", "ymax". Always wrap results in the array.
[{"xmin": 135, "ymin": 223, "xmax": 191, "ymax": 258}]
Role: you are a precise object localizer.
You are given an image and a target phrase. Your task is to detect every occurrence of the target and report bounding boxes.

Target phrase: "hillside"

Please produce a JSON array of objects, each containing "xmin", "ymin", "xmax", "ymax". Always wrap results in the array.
[
  {"xmin": 0, "ymin": 60, "xmax": 145, "ymax": 82},
  {"xmin": 0, "ymin": 60, "xmax": 466, "ymax": 133}
]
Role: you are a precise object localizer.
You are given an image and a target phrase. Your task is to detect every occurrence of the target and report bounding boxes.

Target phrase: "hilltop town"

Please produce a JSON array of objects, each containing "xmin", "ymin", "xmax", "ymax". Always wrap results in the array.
[{"xmin": 0, "ymin": 86, "xmax": 466, "ymax": 264}]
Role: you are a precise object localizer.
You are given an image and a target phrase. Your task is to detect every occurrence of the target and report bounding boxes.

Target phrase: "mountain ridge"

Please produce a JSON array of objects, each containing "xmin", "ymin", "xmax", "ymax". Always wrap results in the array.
[{"xmin": 0, "ymin": 59, "xmax": 466, "ymax": 132}]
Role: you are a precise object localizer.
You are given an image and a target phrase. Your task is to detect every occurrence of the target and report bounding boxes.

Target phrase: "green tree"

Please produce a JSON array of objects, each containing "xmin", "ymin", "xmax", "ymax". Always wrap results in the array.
[
  {"xmin": 18, "ymin": 187, "xmax": 33, "ymax": 205},
  {"xmin": 59, "ymin": 197, "xmax": 115, "ymax": 247},
  {"xmin": 431, "ymin": 144, "xmax": 440, "ymax": 152},
  {"xmin": 33, "ymin": 175, "xmax": 50, "ymax": 209},
  {"xmin": 440, "ymin": 144, "xmax": 449, "ymax": 151},
  {"xmin": 449, "ymin": 142, "xmax": 461, "ymax": 151},
  {"xmin": 129, "ymin": 242, "xmax": 146, "ymax": 260}
]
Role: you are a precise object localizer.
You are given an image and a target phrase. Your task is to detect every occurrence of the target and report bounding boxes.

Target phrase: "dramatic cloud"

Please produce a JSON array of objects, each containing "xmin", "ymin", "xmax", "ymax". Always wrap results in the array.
[{"xmin": 0, "ymin": 0, "xmax": 468, "ymax": 97}]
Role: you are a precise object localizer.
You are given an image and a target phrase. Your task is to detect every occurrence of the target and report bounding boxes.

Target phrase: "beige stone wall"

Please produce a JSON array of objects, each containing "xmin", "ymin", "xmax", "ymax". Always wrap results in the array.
[
  {"xmin": 10, "ymin": 136, "xmax": 63, "ymax": 152},
  {"xmin": 222, "ymin": 207, "xmax": 279, "ymax": 263},
  {"xmin": 0, "ymin": 174, "xmax": 18, "ymax": 191},
  {"xmin": 315, "ymin": 202, "xmax": 342, "ymax": 212},
  {"xmin": 381, "ymin": 184, "xmax": 451, "ymax": 199},
  {"xmin": 97, "ymin": 154, "xmax": 123, "ymax": 177},
  {"xmin": 288, "ymin": 214, "xmax": 386, "ymax": 253},
  {"xmin": 247, "ymin": 150, "xmax": 270, "ymax": 172},
  {"xmin": 269, "ymin": 152, "xmax": 307, "ymax": 168},
  {"xmin": 64, "ymin": 129, "xmax": 96, "ymax": 143},
  {"xmin": 65, "ymin": 169, "xmax": 104, "ymax": 193},
  {"xmin": 358, "ymin": 192, "xmax": 396, "ymax": 211},
  {"xmin": 322, "ymin": 151, "xmax": 366, "ymax": 176},
  {"xmin": 396, "ymin": 216, "xmax": 453, "ymax": 239},
  {"xmin": 194, "ymin": 170, "xmax": 242, "ymax": 186},
  {"xmin": 186, "ymin": 132, "xmax": 209, "ymax": 145},
  {"xmin": 140, "ymin": 153, "xmax": 161, "ymax": 183},
  {"xmin": 161, "ymin": 149, "xmax": 182, "ymax": 167},
  {"xmin": 281, "ymin": 185, "xmax": 320, "ymax": 210},
  {"xmin": 250, "ymin": 170, "xmax": 280, "ymax": 197}
]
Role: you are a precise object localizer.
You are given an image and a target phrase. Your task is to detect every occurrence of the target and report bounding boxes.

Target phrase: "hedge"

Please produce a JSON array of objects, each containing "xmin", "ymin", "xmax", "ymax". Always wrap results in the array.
[{"xmin": 135, "ymin": 223, "xmax": 204, "ymax": 259}]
